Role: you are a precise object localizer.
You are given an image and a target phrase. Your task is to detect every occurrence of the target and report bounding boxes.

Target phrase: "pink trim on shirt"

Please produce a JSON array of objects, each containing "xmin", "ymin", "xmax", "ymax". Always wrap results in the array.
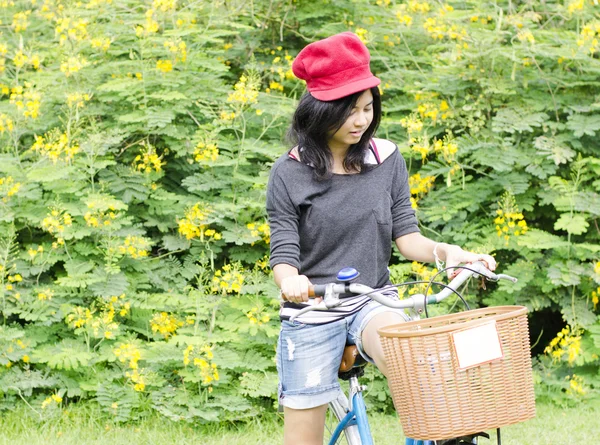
[{"xmin": 370, "ymin": 139, "xmax": 381, "ymax": 164}]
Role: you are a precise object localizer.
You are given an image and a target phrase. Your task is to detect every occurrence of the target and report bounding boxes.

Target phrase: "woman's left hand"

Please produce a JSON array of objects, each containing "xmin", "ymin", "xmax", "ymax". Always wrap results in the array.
[{"xmin": 442, "ymin": 244, "xmax": 496, "ymax": 278}]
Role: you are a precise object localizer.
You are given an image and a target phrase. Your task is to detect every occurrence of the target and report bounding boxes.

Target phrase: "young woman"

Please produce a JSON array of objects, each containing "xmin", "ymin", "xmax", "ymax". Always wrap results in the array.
[{"xmin": 267, "ymin": 32, "xmax": 496, "ymax": 445}]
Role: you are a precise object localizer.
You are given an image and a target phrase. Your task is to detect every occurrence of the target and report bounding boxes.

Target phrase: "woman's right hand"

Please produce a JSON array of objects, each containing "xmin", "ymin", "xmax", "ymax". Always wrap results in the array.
[{"xmin": 280, "ymin": 275, "xmax": 312, "ymax": 304}]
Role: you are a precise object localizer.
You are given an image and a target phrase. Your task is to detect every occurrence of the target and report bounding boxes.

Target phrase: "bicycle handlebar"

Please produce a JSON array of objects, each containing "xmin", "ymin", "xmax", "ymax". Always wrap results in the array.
[{"xmin": 290, "ymin": 262, "xmax": 517, "ymax": 322}]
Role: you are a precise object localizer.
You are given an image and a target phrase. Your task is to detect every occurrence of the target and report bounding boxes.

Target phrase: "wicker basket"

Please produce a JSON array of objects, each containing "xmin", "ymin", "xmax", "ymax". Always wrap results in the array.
[{"xmin": 378, "ymin": 306, "xmax": 536, "ymax": 441}]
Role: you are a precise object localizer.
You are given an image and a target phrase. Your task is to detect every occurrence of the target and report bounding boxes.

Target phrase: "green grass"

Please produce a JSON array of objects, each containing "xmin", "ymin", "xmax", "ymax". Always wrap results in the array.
[{"xmin": 0, "ymin": 401, "xmax": 597, "ymax": 445}]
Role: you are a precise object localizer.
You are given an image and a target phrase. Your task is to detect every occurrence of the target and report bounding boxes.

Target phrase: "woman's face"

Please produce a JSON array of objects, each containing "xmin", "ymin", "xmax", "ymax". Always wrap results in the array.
[{"xmin": 328, "ymin": 89, "xmax": 374, "ymax": 151}]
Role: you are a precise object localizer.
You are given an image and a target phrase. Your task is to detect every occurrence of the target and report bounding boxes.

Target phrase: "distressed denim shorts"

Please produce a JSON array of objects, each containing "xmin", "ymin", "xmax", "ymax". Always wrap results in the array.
[{"xmin": 276, "ymin": 300, "xmax": 409, "ymax": 410}]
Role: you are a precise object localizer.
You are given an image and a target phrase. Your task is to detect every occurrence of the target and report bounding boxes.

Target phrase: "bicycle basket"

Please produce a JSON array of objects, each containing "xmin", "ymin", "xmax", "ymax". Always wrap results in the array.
[{"xmin": 378, "ymin": 306, "xmax": 536, "ymax": 441}]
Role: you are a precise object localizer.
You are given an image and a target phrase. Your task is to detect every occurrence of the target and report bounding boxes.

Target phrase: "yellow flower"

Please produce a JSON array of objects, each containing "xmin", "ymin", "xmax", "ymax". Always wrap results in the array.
[
  {"xmin": 210, "ymin": 264, "xmax": 245, "ymax": 294},
  {"xmin": 133, "ymin": 141, "xmax": 164, "ymax": 172},
  {"xmin": 591, "ymin": 288, "xmax": 599, "ymax": 310},
  {"xmin": 31, "ymin": 130, "xmax": 79, "ymax": 163},
  {"xmin": 55, "ymin": 17, "xmax": 88, "ymax": 45},
  {"xmin": 227, "ymin": 73, "xmax": 259, "ymax": 105},
  {"xmin": 60, "ymin": 56, "xmax": 88, "ymax": 77},
  {"xmin": 91, "ymin": 37, "xmax": 111, "ymax": 52},
  {"xmin": 156, "ymin": 59, "xmax": 173, "ymax": 73},
  {"xmin": 193, "ymin": 142, "xmax": 219, "ymax": 163},
  {"xmin": 153, "ymin": 0, "xmax": 177, "ymax": 12},
  {"xmin": 0, "ymin": 114, "xmax": 14, "ymax": 134},
  {"xmin": 12, "ymin": 10, "xmax": 31, "ymax": 32},
  {"xmin": 10, "ymin": 83, "xmax": 41, "ymax": 119},
  {"xmin": 517, "ymin": 30, "xmax": 535, "ymax": 44},
  {"xmin": 13, "ymin": 50, "xmax": 28, "ymax": 69},
  {"xmin": 164, "ymin": 39, "xmax": 187, "ymax": 63},
  {"xmin": 150, "ymin": 312, "xmax": 183, "ymax": 338}
]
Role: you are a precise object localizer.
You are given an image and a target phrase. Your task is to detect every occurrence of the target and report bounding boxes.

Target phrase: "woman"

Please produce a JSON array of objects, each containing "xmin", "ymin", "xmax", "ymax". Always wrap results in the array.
[{"xmin": 266, "ymin": 32, "xmax": 495, "ymax": 445}]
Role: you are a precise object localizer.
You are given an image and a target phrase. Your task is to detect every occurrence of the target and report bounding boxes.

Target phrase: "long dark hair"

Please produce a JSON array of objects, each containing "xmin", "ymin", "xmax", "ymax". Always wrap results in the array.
[{"xmin": 287, "ymin": 87, "xmax": 382, "ymax": 180}]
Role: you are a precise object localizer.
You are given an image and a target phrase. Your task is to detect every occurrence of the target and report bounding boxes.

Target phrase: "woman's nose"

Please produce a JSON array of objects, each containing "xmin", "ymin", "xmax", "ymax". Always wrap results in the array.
[{"xmin": 354, "ymin": 111, "xmax": 368, "ymax": 127}]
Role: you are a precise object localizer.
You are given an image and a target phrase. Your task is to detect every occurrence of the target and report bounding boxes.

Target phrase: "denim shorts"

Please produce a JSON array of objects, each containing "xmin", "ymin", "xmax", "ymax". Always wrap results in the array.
[{"xmin": 276, "ymin": 300, "xmax": 409, "ymax": 410}]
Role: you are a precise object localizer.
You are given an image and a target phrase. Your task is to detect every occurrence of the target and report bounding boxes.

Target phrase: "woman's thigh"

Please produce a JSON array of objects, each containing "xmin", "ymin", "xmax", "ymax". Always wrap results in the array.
[{"xmin": 359, "ymin": 310, "xmax": 407, "ymax": 377}]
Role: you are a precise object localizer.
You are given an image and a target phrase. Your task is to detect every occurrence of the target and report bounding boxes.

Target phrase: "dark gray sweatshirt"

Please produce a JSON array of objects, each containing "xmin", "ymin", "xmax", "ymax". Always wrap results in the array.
[{"xmin": 267, "ymin": 141, "xmax": 419, "ymax": 298}]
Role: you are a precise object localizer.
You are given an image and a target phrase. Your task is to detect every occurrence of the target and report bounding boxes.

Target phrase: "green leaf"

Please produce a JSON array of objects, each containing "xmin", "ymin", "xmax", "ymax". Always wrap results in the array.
[
  {"xmin": 56, "ymin": 260, "xmax": 99, "ymax": 288},
  {"xmin": 88, "ymin": 269, "xmax": 129, "ymax": 296},
  {"xmin": 161, "ymin": 235, "xmax": 190, "ymax": 251},
  {"xmin": 96, "ymin": 383, "xmax": 140, "ymax": 423},
  {"xmin": 566, "ymin": 113, "xmax": 600, "ymax": 137},
  {"xmin": 27, "ymin": 164, "xmax": 73, "ymax": 182},
  {"xmin": 212, "ymin": 347, "xmax": 242, "ymax": 370},
  {"xmin": 239, "ymin": 350, "xmax": 274, "ymax": 371},
  {"xmin": 492, "ymin": 108, "xmax": 548, "ymax": 133},
  {"xmin": 534, "ymin": 136, "xmax": 576, "ymax": 165},
  {"xmin": 554, "ymin": 213, "xmax": 589, "ymax": 235},
  {"xmin": 547, "ymin": 261, "xmax": 585, "ymax": 287},
  {"xmin": 238, "ymin": 371, "xmax": 277, "ymax": 398},
  {"xmin": 147, "ymin": 91, "xmax": 189, "ymax": 101},
  {"xmin": 32, "ymin": 339, "xmax": 93, "ymax": 370},
  {"xmin": 99, "ymin": 166, "xmax": 150, "ymax": 203},
  {"xmin": 0, "ymin": 369, "xmax": 59, "ymax": 396},
  {"xmin": 517, "ymin": 229, "xmax": 570, "ymax": 249}
]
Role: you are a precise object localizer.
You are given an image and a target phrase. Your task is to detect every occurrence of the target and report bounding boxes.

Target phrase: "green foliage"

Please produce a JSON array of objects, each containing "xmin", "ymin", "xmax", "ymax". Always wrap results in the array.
[{"xmin": 0, "ymin": 0, "xmax": 598, "ymax": 422}]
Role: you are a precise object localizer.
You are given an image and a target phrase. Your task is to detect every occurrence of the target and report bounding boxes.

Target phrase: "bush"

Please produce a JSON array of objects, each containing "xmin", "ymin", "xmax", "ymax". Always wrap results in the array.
[{"xmin": 0, "ymin": 0, "xmax": 598, "ymax": 421}]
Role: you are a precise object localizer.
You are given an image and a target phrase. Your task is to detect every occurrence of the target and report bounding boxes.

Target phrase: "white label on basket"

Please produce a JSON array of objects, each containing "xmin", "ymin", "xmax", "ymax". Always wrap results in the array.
[{"xmin": 451, "ymin": 321, "xmax": 503, "ymax": 370}]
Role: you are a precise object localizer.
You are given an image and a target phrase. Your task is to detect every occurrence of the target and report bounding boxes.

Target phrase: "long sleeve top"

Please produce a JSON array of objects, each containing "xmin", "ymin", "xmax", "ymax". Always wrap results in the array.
[{"xmin": 267, "ymin": 138, "xmax": 419, "ymax": 323}]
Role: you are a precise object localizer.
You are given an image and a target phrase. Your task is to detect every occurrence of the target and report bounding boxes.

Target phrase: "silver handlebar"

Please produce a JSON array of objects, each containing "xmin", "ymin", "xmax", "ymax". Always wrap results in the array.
[{"xmin": 288, "ymin": 262, "xmax": 517, "ymax": 322}]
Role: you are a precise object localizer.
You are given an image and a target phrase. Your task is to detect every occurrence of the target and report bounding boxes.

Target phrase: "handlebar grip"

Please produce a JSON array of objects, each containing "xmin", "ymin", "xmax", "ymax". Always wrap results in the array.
[{"xmin": 309, "ymin": 285, "xmax": 327, "ymax": 297}]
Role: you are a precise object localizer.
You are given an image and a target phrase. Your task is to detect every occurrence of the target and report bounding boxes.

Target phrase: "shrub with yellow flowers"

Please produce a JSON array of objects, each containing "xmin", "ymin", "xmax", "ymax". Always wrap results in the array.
[
  {"xmin": 192, "ymin": 142, "xmax": 219, "ymax": 163},
  {"xmin": 576, "ymin": 21, "xmax": 600, "ymax": 54},
  {"xmin": 0, "ymin": 113, "xmax": 14, "ymax": 134},
  {"xmin": 246, "ymin": 221, "xmax": 270, "ymax": 244},
  {"xmin": 408, "ymin": 173, "xmax": 435, "ymax": 209},
  {"xmin": 9, "ymin": 82, "xmax": 41, "ymax": 119},
  {"xmin": 177, "ymin": 203, "xmax": 221, "ymax": 242},
  {"xmin": 0, "ymin": 0, "xmax": 598, "ymax": 422},
  {"xmin": 133, "ymin": 141, "xmax": 165, "ymax": 173},
  {"xmin": 0, "ymin": 176, "xmax": 21, "ymax": 202},
  {"xmin": 182, "ymin": 344, "xmax": 219, "ymax": 387},
  {"xmin": 114, "ymin": 343, "xmax": 147, "ymax": 391},
  {"xmin": 150, "ymin": 312, "xmax": 184, "ymax": 338},
  {"xmin": 246, "ymin": 305, "xmax": 271, "ymax": 326},
  {"xmin": 210, "ymin": 263, "xmax": 245, "ymax": 294},
  {"xmin": 41, "ymin": 207, "xmax": 72, "ymax": 238},
  {"xmin": 494, "ymin": 192, "xmax": 528, "ymax": 246},
  {"xmin": 227, "ymin": 72, "xmax": 259, "ymax": 106},
  {"xmin": 410, "ymin": 262, "xmax": 439, "ymax": 295},
  {"xmin": 544, "ymin": 325, "xmax": 583, "ymax": 365},
  {"xmin": 31, "ymin": 129, "xmax": 79, "ymax": 163},
  {"xmin": 41, "ymin": 393, "xmax": 63, "ymax": 409},
  {"xmin": 415, "ymin": 91, "xmax": 452, "ymax": 123},
  {"xmin": 115, "ymin": 235, "xmax": 151, "ymax": 259}
]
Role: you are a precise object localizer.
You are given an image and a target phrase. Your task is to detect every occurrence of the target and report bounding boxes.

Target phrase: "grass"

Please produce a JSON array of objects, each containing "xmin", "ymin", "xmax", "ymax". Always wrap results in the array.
[{"xmin": 0, "ymin": 400, "xmax": 598, "ymax": 445}]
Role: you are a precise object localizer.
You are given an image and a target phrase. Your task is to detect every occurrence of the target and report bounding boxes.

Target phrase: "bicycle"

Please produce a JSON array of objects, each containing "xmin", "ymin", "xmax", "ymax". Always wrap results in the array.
[{"xmin": 288, "ymin": 261, "xmax": 520, "ymax": 445}]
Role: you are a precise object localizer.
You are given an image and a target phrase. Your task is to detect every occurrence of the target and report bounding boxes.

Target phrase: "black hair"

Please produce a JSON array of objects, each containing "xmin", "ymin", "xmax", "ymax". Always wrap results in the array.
[{"xmin": 286, "ymin": 87, "xmax": 382, "ymax": 181}]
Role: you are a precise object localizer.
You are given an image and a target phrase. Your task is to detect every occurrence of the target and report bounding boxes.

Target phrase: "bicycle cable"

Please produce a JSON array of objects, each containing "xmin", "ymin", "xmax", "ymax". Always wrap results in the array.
[
  {"xmin": 422, "ymin": 264, "xmax": 495, "ymax": 318},
  {"xmin": 344, "ymin": 280, "xmax": 467, "ymax": 315}
]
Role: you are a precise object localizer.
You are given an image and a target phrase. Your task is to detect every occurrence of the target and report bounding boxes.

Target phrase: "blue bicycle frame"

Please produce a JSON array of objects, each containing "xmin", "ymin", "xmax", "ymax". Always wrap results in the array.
[
  {"xmin": 327, "ymin": 387, "xmax": 435, "ymax": 445},
  {"xmin": 327, "ymin": 389, "xmax": 373, "ymax": 445}
]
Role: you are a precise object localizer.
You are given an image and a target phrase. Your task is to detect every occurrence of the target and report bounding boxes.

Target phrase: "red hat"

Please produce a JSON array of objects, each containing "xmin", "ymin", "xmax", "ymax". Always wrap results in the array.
[{"xmin": 292, "ymin": 32, "xmax": 381, "ymax": 101}]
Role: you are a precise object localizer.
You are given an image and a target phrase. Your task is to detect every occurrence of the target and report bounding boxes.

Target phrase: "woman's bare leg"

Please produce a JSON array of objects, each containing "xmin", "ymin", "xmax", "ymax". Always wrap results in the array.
[
  {"xmin": 283, "ymin": 404, "xmax": 328, "ymax": 445},
  {"xmin": 360, "ymin": 311, "xmax": 406, "ymax": 377}
]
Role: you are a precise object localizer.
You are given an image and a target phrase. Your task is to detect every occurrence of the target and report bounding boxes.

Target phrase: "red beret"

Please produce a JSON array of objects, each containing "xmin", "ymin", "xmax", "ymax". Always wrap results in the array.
[{"xmin": 292, "ymin": 32, "xmax": 381, "ymax": 101}]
